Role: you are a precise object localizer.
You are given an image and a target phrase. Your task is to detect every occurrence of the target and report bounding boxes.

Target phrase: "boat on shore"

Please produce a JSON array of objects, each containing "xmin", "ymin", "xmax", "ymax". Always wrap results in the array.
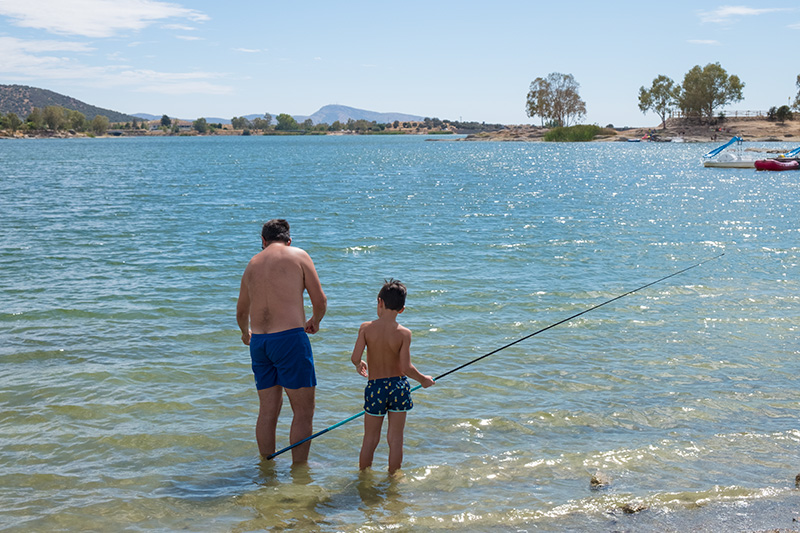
[{"xmin": 702, "ymin": 136, "xmax": 758, "ymax": 168}]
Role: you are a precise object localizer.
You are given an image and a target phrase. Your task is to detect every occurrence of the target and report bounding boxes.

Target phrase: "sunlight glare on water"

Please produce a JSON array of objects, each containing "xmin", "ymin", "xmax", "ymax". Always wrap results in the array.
[{"xmin": 1, "ymin": 135, "xmax": 799, "ymax": 531}]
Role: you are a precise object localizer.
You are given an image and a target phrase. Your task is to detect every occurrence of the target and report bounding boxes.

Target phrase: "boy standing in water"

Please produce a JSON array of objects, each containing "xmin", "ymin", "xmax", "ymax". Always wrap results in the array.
[{"xmin": 351, "ymin": 279, "xmax": 435, "ymax": 473}]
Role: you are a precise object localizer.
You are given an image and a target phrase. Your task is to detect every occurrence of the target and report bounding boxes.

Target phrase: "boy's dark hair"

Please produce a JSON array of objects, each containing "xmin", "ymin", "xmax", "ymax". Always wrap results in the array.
[
  {"xmin": 262, "ymin": 219, "xmax": 291, "ymax": 243},
  {"xmin": 379, "ymin": 278, "xmax": 406, "ymax": 311}
]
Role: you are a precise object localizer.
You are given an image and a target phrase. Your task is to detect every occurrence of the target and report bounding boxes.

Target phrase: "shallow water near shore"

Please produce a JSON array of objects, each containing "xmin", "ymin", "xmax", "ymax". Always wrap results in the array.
[{"xmin": 2, "ymin": 135, "xmax": 800, "ymax": 531}]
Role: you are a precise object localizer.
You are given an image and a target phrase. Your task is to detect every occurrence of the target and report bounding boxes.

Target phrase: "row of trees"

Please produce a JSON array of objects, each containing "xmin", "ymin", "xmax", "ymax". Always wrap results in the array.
[
  {"xmin": 194, "ymin": 113, "xmax": 461, "ymax": 134},
  {"xmin": 638, "ymin": 63, "xmax": 745, "ymax": 128},
  {"xmin": 0, "ymin": 105, "xmax": 110, "ymax": 134},
  {"xmin": 528, "ymin": 64, "xmax": 800, "ymax": 131}
]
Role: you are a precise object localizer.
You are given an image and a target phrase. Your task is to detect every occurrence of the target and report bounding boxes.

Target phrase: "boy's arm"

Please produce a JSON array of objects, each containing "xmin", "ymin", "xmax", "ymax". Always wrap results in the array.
[
  {"xmin": 351, "ymin": 323, "xmax": 368, "ymax": 378},
  {"xmin": 398, "ymin": 328, "xmax": 434, "ymax": 388}
]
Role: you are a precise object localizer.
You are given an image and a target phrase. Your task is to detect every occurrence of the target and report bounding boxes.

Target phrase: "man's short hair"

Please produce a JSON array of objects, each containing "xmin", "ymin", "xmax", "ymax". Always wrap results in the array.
[
  {"xmin": 262, "ymin": 219, "xmax": 291, "ymax": 243},
  {"xmin": 379, "ymin": 279, "xmax": 406, "ymax": 311}
]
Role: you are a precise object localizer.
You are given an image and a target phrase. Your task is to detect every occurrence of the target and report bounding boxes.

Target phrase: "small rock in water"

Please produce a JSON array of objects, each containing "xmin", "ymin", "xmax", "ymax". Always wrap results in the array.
[
  {"xmin": 795, "ymin": 473, "xmax": 800, "ymax": 488},
  {"xmin": 620, "ymin": 502, "xmax": 648, "ymax": 514},
  {"xmin": 590, "ymin": 471, "xmax": 611, "ymax": 489}
]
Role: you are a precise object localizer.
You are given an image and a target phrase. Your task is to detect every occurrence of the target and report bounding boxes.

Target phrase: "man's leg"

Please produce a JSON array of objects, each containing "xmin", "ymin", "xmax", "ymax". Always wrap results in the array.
[
  {"xmin": 284, "ymin": 386, "xmax": 315, "ymax": 463},
  {"xmin": 256, "ymin": 386, "xmax": 283, "ymax": 457},
  {"xmin": 386, "ymin": 411, "xmax": 407, "ymax": 474}
]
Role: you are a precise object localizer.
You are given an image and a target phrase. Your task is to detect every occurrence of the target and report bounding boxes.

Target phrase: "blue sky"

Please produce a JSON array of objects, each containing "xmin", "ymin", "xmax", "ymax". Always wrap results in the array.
[{"xmin": 1, "ymin": 1, "xmax": 798, "ymax": 126}]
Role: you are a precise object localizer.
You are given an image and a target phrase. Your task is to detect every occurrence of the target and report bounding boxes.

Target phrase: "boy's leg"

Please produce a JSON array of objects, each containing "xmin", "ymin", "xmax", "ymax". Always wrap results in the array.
[
  {"xmin": 386, "ymin": 411, "xmax": 407, "ymax": 473},
  {"xmin": 256, "ymin": 386, "xmax": 283, "ymax": 457},
  {"xmin": 360, "ymin": 414, "xmax": 384, "ymax": 470},
  {"xmin": 284, "ymin": 386, "xmax": 316, "ymax": 463}
]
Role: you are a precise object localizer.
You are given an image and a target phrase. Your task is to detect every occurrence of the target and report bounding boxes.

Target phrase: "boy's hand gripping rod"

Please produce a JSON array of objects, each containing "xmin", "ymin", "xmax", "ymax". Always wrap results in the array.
[{"xmin": 266, "ymin": 253, "xmax": 725, "ymax": 460}]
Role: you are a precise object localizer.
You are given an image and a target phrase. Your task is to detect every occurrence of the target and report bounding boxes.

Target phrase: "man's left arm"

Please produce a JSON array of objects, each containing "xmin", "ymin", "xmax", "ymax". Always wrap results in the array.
[{"xmin": 236, "ymin": 270, "xmax": 251, "ymax": 345}]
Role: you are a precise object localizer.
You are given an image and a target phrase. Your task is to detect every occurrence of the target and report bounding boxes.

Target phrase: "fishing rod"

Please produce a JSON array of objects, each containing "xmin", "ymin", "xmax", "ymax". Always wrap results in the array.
[{"xmin": 267, "ymin": 252, "xmax": 725, "ymax": 460}]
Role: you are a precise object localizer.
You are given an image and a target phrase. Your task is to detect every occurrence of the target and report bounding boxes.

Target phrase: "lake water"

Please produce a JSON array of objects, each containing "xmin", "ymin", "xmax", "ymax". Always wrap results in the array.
[{"xmin": 1, "ymin": 135, "xmax": 799, "ymax": 532}]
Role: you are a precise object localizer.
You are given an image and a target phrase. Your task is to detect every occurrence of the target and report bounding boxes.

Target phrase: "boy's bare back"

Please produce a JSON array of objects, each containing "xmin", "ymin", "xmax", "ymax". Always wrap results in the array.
[
  {"xmin": 351, "ymin": 295, "xmax": 433, "ymax": 388},
  {"xmin": 359, "ymin": 318, "xmax": 411, "ymax": 380}
]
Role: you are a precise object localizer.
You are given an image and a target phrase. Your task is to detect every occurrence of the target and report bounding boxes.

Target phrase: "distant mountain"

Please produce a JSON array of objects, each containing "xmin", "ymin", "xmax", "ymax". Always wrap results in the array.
[
  {"xmin": 0, "ymin": 85, "xmax": 137, "ymax": 123},
  {"xmin": 305, "ymin": 105, "xmax": 424, "ymax": 125},
  {"xmin": 132, "ymin": 113, "xmax": 161, "ymax": 121}
]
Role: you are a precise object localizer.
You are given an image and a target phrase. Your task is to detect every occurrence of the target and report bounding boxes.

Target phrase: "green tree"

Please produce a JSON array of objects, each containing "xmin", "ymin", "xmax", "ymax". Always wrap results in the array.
[
  {"xmin": 3, "ymin": 112, "xmax": 22, "ymax": 132},
  {"xmin": 526, "ymin": 72, "xmax": 586, "ymax": 127},
  {"xmin": 43, "ymin": 105, "xmax": 65, "ymax": 130},
  {"xmin": 161, "ymin": 114, "xmax": 171, "ymax": 127},
  {"xmin": 231, "ymin": 116, "xmax": 251, "ymax": 129},
  {"xmin": 776, "ymin": 105, "xmax": 793, "ymax": 123},
  {"xmin": 91, "ymin": 115, "xmax": 110, "ymax": 135},
  {"xmin": 27, "ymin": 108, "xmax": 44, "ymax": 130},
  {"xmin": 66, "ymin": 110, "xmax": 87, "ymax": 131},
  {"xmin": 193, "ymin": 117, "xmax": 208, "ymax": 133},
  {"xmin": 301, "ymin": 118, "xmax": 314, "ymax": 130},
  {"xmin": 275, "ymin": 113, "xmax": 299, "ymax": 131},
  {"xmin": 678, "ymin": 62, "xmax": 744, "ymax": 120},
  {"xmin": 638, "ymin": 75, "xmax": 679, "ymax": 129},
  {"xmin": 263, "ymin": 113, "xmax": 272, "ymax": 128}
]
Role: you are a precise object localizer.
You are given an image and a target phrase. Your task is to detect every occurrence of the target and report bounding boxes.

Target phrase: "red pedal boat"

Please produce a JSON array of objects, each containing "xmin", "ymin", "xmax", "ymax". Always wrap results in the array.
[{"xmin": 754, "ymin": 159, "xmax": 800, "ymax": 171}]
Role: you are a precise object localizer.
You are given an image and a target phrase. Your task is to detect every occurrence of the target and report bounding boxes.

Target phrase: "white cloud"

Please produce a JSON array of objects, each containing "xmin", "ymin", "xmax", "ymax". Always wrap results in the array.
[
  {"xmin": 175, "ymin": 35, "xmax": 203, "ymax": 41},
  {"xmin": 0, "ymin": 0, "xmax": 209, "ymax": 38},
  {"xmin": 699, "ymin": 5, "xmax": 791, "ymax": 24},
  {"xmin": 162, "ymin": 23, "xmax": 196, "ymax": 31},
  {"xmin": 687, "ymin": 39, "xmax": 720, "ymax": 45},
  {"xmin": 0, "ymin": 36, "xmax": 231, "ymax": 95},
  {"xmin": 234, "ymin": 48, "xmax": 263, "ymax": 53},
  {"xmin": 0, "ymin": 36, "xmax": 110, "ymax": 81},
  {"xmin": 0, "ymin": 36, "xmax": 95, "ymax": 54}
]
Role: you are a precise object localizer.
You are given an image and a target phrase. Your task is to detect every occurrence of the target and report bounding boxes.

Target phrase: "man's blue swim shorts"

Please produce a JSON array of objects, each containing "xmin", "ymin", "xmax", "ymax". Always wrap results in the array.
[
  {"xmin": 364, "ymin": 376, "xmax": 412, "ymax": 416},
  {"xmin": 249, "ymin": 327, "xmax": 316, "ymax": 390}
]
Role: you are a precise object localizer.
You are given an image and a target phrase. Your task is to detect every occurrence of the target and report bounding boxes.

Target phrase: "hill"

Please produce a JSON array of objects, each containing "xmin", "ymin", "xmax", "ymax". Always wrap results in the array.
[
  {"xmin": 303, "ymin": 105, "xmax": 424, "ymax": 125},
  {"xmin": 0, "ymin": 85, "xmax": 137, "ymax": 123}
]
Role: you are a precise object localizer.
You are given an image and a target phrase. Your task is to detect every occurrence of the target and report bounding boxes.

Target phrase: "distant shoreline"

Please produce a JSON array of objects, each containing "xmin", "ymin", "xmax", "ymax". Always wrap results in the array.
[
  {"xmin": 0, "ymin": 129, "xmax": 457, "ymax": 140},
  {"xmin": 461, "ymin": 116, "xmax": 800, "ymax": 143},
  {"xmin": 4, "ymin": 116, "xmax": 800, "ymax": 143}
]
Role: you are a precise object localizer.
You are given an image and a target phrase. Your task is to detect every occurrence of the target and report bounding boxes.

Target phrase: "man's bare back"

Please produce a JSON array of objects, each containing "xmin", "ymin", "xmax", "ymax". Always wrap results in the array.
[{"xmin": 237, "ymin": 241, "xmax": 326, "ymax": 344}]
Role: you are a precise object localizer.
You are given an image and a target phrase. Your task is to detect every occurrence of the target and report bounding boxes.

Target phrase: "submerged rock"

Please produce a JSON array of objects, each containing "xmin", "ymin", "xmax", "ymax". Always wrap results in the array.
[
  {"xmin": 590, "ymin": 471, "xmax": 611, "ymax": 489},
  {"xmin": 620, "ymin": 502, "xmax": 648, "ymax": 514}
]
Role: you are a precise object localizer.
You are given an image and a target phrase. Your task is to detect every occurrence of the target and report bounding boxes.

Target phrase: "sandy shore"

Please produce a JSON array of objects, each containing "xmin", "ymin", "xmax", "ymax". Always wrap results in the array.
[{"xmin": 462, "ymin": 116, "xmax": 800, "ymax": 144}]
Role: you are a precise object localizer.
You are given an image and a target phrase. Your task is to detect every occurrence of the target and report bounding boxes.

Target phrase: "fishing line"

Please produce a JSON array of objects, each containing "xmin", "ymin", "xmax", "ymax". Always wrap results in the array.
[{"xmin": 267, "ymin": 252, "xmax": 725, "ymax": 460}]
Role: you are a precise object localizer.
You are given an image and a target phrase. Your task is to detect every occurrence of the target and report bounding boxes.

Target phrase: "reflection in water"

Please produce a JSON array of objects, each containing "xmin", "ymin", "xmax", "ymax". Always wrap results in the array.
[
  {"xmin": 240, "ymin": 461, "xmax": 415, "ymax": 531},
  {"xmin": 234, "ymin": 460, "xmax": 330, "ymax": 531},
  {"xmin": 351, "ymin": 468, "xmax": 411, "ymax": 527}
]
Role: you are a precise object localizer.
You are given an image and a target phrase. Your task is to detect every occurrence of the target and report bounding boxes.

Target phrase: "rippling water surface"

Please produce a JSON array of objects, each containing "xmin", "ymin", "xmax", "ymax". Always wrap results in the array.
[{"xmin": 2, "ymin": 135, "xmax": 799, "ymax": 531}]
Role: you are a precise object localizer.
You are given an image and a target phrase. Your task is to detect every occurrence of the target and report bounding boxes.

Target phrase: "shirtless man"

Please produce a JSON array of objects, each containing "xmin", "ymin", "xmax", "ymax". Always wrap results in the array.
[{"xmin": 236, "ymin": 219, "xmax": 327, "ymax": 463}]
